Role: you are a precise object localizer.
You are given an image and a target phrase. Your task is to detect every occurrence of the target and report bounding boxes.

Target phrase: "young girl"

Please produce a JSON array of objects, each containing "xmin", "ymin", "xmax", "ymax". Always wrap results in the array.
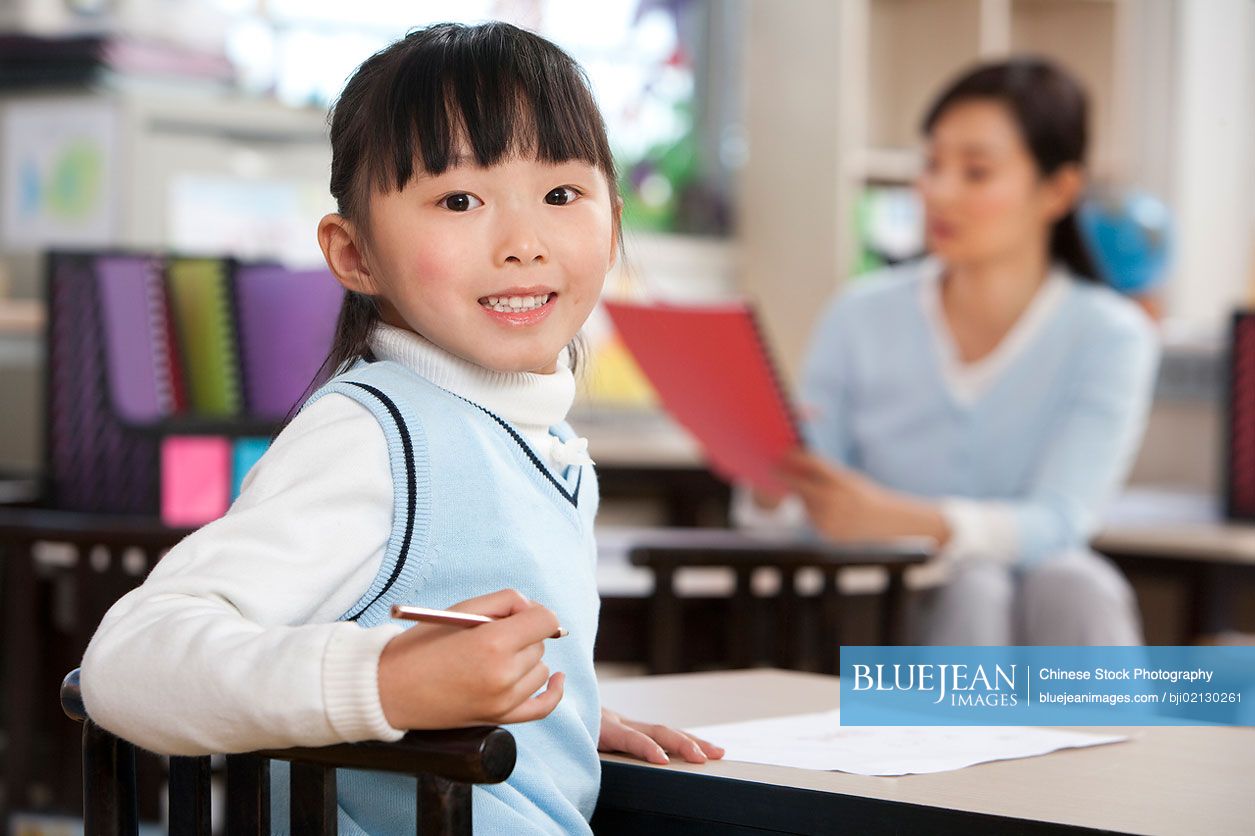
[{"xmin": 82, "ymin": 21, "xmax": 720, "ymax": 834}]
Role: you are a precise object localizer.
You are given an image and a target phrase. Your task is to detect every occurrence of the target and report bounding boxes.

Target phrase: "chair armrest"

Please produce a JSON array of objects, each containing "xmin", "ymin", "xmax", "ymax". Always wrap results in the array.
[
  {"xmin": 61, "ymin": 667, "xmax": 87, "ymax": 722},
  {"xmin": 256, "ymin": 727, "xmax": 515, "ymax": 785},
  {"xmin": 60, "ymin": 668, "xmax": 515, "ymax": 785}
]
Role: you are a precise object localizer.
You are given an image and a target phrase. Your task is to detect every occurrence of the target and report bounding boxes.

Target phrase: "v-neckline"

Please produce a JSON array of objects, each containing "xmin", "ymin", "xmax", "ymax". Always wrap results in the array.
[
  {"xmin": 919, "ymin": 258, "xmax": 1071, "ymax": 407},
  {"xmin": 459, "ymin": 396, "xmax": 584, "ymax": 508}
]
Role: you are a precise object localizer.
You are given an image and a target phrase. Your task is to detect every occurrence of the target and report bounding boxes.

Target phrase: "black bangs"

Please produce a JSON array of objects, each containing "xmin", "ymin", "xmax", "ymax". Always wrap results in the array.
[{"xmin": 349, "ymin": 22, "xmax": 615, "ymax": 200}]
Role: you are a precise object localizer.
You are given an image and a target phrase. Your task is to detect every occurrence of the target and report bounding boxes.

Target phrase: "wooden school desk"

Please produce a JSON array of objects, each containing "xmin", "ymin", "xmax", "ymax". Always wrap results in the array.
[
  {"xmin": 593, "ymin": 669, "xmax": 1255, "ymax": 836},
  {"xmin": 596, "ymin": 527, "xmax": 932, "ymax": 673}
]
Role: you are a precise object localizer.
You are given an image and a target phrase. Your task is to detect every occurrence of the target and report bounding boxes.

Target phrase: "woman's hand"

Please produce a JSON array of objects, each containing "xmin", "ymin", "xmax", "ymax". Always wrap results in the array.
[
  {"xmin": 598, "ymin": 707, "xmax": 725, "ymax": 765},
  {"xmin": 377, "ymin": 589, "xmax": 565, "ymax": 730},
  {"xmin": 775, "ymin": 450, "xmax": 949, "ymax": 544}
]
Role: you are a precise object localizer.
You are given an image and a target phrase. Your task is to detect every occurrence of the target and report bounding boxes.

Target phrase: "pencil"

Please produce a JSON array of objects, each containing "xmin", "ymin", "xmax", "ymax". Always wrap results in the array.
[{"xmin": 390, "ymin": 604, "xmax": 568, "ymax": 639}]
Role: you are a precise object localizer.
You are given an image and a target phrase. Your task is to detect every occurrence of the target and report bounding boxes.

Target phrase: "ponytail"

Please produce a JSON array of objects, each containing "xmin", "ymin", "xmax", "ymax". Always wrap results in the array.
[{"xmin": 1051, "ymin": 211, "xmax": 1101, "ymax": 282}]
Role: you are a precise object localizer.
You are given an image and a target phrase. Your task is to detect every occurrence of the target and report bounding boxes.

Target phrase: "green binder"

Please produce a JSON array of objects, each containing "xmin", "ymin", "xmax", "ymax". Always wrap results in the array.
[{"xmin": 167, "ymin": 258, "xmax": 242, "ymax": 416}]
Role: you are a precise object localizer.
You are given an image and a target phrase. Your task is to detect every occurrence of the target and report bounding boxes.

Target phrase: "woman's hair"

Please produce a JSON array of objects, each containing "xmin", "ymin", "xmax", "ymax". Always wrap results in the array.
[
  {"xmin": 317, "ymin": 21, "xmax": 621, "ymax": 382},
  {"xmin": 921, "ymin": 57, "xmax": 1100, "ymax": 282}
]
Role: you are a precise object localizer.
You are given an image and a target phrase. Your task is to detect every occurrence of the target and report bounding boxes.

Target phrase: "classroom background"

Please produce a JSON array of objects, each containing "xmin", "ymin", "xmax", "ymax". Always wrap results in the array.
[{"xmin": 0, "ymin": 0, "xmax": 1253, "ymax": 833}]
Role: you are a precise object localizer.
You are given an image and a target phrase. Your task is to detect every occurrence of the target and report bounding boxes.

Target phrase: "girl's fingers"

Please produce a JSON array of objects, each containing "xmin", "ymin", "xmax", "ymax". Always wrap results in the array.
[
  {"xmin": 503, "ymin": 640, "xmax": 546, "ymax": 681},
  {"xmin": 508, "ymin": 659, "xmax": 552, "ymax": 705},
  {"xmin": 450, "ymin": 588, "xmax": 534, "ymax": 618},
  {"xmin": 486, "ymin": 604, "xmax": 563, "ymax": 650},
  {"xmin": 499, "ymin": 672, "xmax": 564, "ymax": 725},
  {"xmin": 686, "ymin": 732, "xmax": 726, "ymax": 759},
  {"xmin": 632, "ymin": 723, "xmax": 710, "ymax": 763},
  {"xmin": 606, "ymin": 725, "xmax": 669, "ymax": 764}
]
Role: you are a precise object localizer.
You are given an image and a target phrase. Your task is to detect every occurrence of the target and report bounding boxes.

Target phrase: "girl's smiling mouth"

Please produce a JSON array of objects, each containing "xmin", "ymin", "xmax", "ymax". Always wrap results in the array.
[{"xmin": 478, "ymin": 287, "xmax": 557, "ymax": 325}]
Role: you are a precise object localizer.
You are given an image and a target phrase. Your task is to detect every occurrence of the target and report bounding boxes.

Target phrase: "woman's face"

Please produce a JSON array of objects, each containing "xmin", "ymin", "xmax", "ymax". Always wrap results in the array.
[{"xmin": 917, "ymin": 99, "xmax": 1072, "ymax": 266}]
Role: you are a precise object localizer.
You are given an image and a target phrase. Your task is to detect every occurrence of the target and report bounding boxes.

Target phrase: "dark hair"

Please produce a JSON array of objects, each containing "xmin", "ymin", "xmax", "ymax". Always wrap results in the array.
[
  {"xmin": 317, "ymin": 21, "xmax": 620, "ymax": 382},
  {"xmin": 921, "ymin": 57, "xmax": 1100, "ymax": 282}
]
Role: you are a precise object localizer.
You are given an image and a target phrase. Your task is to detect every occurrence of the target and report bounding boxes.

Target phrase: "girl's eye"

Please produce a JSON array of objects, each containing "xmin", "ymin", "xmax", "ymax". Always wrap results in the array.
[
  {"xmin": 442, "ymin": 193, "xmax": 483, "ymax": 212},
  {"xmin": 544, "ymin": 187, "xmax": 580, "ymax": 206},
  {"xmin": 964, "ymin": 169, "xmax": 991, "ymax": 183}
]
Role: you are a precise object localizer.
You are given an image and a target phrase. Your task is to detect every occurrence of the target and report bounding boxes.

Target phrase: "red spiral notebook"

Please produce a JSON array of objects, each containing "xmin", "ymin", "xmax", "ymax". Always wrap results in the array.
[{"xmin": 604, "ymin": 300, "xmax": 802, "ymax": 493}]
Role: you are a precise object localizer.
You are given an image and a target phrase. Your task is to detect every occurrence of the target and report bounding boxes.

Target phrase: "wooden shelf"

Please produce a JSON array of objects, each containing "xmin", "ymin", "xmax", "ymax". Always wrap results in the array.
[{"xmin": 867, "ymin": 0, "xmax": 984, "ymax": 149}]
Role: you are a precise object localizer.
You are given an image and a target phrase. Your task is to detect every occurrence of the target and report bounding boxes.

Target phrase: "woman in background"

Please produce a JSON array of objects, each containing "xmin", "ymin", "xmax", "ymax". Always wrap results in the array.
[{"xmin": 744, "ymin": 58, "xmax": 1159, "ymax": 645}]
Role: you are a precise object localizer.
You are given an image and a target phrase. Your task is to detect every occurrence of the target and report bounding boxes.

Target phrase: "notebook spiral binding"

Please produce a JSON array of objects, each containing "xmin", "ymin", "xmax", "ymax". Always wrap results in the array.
[
  {"xmin": 155, "ymin": 257, "xmax": 188, "ymax": 413},
  {"xmin": 218, "ymin": 257, "xmax": 245, "ymax": 416},
  {"xmin": 745, "ymin": 305, "xmax": 804, "ymax": 446},
  {"xmin": 143, "ymin": 254, "xmax": 176, "ymax": 416}
]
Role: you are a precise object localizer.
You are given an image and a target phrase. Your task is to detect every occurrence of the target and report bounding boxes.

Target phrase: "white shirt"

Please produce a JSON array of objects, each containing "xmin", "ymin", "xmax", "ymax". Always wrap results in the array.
[{"xmin": 81, "ymin": 326, "xmax": 590, "ymax": 755}]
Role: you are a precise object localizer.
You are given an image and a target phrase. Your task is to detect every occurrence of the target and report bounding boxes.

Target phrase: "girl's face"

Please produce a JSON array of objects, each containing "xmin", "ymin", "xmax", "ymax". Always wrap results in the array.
[
  {"xmin": 341, "ymin": 152, "xmax": 617, "ymax": 375},
  {"xmin": 917, "ymin": 99, "xmax": 1074, "ymax": 266}
]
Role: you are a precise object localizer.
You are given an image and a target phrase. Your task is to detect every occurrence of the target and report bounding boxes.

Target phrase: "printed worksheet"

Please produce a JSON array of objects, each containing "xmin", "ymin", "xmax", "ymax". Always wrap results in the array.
[{"xmin": 687, "ymin": 710, "xmax": 1129, "ymax": 776}]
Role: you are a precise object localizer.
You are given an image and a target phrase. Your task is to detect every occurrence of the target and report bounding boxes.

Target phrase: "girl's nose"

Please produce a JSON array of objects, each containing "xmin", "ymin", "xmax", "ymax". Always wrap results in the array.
[{"xmin": 495, "ymin": 211, "xmax": 549, "ymax": 266}]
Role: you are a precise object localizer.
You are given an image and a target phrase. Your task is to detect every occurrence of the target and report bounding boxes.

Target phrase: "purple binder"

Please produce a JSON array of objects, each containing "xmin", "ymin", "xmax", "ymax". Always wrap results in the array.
[
  {"xmin": 95, "ymin": 254, "xmax": 174, "ymax": 423},
  {"xmin": 234, "ymin": 265, "xmax": 343, "ymax": 419},
  {"xmin": 46, "ymin": 253, "xmax": 159, "ymax": 513}
]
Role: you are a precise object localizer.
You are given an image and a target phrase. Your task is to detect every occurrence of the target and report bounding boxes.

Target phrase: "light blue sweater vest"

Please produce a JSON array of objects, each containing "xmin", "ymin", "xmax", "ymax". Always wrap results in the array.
[{"xmin": 272, "ymin": 358, "xmax": 602, "ymax": 835}]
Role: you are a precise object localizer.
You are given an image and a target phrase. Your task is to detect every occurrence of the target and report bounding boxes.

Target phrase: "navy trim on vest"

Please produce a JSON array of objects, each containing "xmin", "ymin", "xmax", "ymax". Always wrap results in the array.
[
  {"xmin": 456, "ymin": 395, "xmax": 582, "ymax": 509},
  {"xmin": 343, "ymin": 382, "xmax": 416, "ymax": 621}
]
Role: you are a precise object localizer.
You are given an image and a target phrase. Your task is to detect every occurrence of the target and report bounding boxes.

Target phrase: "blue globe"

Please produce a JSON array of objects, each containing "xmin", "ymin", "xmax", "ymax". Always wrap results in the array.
[{"xmin": 1077, "ymin": 189, "xmax": 1173, "ymax": 295}]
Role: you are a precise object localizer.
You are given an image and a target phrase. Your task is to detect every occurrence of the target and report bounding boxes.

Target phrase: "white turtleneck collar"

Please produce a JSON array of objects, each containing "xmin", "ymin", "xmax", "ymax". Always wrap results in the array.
[{"xmin": 367, "ymin": 322, "xmax": 593, "ymax": 470}]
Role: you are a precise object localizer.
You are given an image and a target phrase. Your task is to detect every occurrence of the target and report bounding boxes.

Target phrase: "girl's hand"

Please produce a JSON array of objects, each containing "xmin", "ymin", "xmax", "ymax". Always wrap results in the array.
[
  {"xmin": 598, "ymin": 707, "xmax": 725, "ymax": 765},
  {"xmin": 775, "ymin": 450, "xmax": 949, "ymax": 543},
  {"xmin": 377, "ymin": 589, "xmax": 565, "ymax": 730}
]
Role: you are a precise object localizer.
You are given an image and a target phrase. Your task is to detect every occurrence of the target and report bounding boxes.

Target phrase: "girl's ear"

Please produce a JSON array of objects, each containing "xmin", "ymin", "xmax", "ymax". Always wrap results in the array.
[
  {"xmin": 318, "ymin": 213, "xmax": 378, "ymax": 294},
  {"xmin": 1041, "ymin": 164, "xmax": 1084, "ymax": 224}
]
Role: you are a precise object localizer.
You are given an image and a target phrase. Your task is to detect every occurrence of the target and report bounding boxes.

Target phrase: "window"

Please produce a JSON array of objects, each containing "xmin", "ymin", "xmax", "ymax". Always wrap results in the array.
[{"xmin": 213, "ymin": 0, "xmax": 742, "ymax": 235}]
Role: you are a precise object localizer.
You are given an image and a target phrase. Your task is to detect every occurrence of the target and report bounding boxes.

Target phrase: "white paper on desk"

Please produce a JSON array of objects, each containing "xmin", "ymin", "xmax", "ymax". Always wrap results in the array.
[{"xmin": 687, "ymin": 710, "xmax": 1128, "ymax": 776}]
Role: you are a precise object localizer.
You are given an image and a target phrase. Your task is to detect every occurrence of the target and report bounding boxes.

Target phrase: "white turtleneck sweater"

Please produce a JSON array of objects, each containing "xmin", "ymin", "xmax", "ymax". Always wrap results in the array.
[
  {"xmin": 81, "ymin": 325, "xmax": 592, "ymax": 756},
  {"xmin": 370, "ymin": 323, "xmax": 592, "ymax": 472}
]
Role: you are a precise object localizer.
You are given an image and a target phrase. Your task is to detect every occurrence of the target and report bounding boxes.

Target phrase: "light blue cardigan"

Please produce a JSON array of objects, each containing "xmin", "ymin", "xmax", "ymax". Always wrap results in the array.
[{"xmin": 800, "ymin": 258, "xmax": 1160, "ymax": 567}]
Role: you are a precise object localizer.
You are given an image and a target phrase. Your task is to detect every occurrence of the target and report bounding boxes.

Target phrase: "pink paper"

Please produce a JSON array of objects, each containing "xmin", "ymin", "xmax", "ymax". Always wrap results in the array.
[{"xmin": 162, "ymin": 436, "xmax": 231, "ymax": 526}]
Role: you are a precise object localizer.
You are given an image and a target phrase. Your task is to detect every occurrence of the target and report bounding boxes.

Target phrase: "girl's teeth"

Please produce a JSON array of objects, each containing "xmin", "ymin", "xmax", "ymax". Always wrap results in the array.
[{"xmin": 484, "ymin": 293, "xmax": 551, "ymax": 313}]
